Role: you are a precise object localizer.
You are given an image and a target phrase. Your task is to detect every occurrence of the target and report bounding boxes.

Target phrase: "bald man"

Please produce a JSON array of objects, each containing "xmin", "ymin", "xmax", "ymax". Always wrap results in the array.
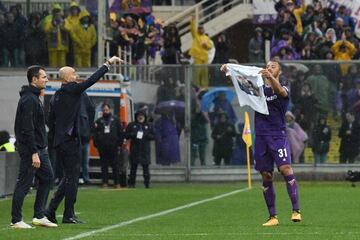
[{"xmin": 45, "ymin": 56, "xmax": 122, "ymax": 224}]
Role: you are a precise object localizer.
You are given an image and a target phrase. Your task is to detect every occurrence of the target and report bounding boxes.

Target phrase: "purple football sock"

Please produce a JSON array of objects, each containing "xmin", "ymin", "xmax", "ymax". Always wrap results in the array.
[
  {"xmin": 284, "ymin": 174, "xmax": 300, "ymax": 211},
  {"xmin": 262, "ymin": 181, "xmax": 276, "ymax": 217}
]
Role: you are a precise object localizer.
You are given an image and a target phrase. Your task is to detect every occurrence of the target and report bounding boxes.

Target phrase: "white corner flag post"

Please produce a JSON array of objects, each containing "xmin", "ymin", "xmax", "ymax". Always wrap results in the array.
[{"xmin": 242, "ymin": 111, "xmax": 253, "ymax": 189}]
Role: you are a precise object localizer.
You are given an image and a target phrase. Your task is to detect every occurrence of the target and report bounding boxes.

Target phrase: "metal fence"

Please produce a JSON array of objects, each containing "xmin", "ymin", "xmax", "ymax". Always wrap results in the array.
[{"xmin": 119, "ymin": 61, "xmax": 360, "ymax": 169}]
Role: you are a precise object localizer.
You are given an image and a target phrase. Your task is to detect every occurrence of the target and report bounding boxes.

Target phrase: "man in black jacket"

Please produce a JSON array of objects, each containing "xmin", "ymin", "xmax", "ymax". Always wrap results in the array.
[
  {"xmin": 45, "ymin": 56, "xmax": 122, "ymax": 224},
  {"xmin": 94, "ymin": 103, "xmax": 124, "ymax": 188},
  {"xmin": 11, "ymin": 65, "xmax": 57, "ymax": 228}
]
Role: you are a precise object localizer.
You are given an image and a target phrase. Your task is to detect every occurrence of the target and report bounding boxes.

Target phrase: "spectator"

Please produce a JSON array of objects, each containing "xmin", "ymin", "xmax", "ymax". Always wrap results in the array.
[
  {"xmin": 66, "ymin": 1, "xmax": 81, "ymax": 66},
  {"xmin": 346, "ymin": 79, "xmax": 360, "ymax": 120},
  {"xmin": 70, "ymin": 9, "xmax": 97, "ymax": 67},
  {"xmin": 94, "ymin": 103, "xmax": 124, "ymax": 188},
  {"xmin": 331, "ymin": 32, "xmax": 356, "ymax": 76},
  {"xmin": 78, "ymin": 93, "xmax": 95, "ymax": 186},
  {"xmin": 0, "ymin": 12, "xmax": 23, "ymax": 67},
  {"xmin": 336, "ymin": 5, "xmax": 355, "ymax": 31},
  {"xmin": 287, "ymin": 0, "xmax": 306, "ymax": 36},
  {"xmin": 43, "ymin": 4, "xmax": 70, "ymax": 67},
  {"xmin": 305, "ymin": 64, "xmax": 330, "ymax": 115},
  {"xmin": 342, "ymin": 64, "xmax": 360, "ymax": 92},
  {"xmin": 210, "ymin": 92, "xmax": 237, "ymax": 127},
  {"xmin": 154, "ymin": 113, "xmax": 181, "ymax": 165},
  {"xmin": 162, "ymin": 23, "xmax": 181, "ymax": 64},
  {"xmin": 301, "ymin": 4, "xmax": 315, "ymax": 29},
  {"xmin": 301, "ymin": 42, "xmax": 316, "ymax": 59},
  {"xmin": 271, "ymin": 39, "xmax": 300, "ymax": 60},
  {"xmin": 191, "ymin": 104, "xmax": 208, "ymax": 166},
  {"xmin": 211, "ymin": 112, "xmax": 236, "ymax": 166},
  {"xmin": 295, "ymin": 83, "xmax": 318, "ymax": 133},
  {"xmin": 24, "ymin": 12, "xmax": 47, "ymax": 66},
  {"xmin": 189, "ymin": 16, "xmax": 212, "ymax": 88},
  {"xmin": 338, "ymin": 112, "xmax": 360, "ymax": 163},
  {"xmin": 10, "ymin": 4, "xmax": 27, "ymax": 27},
  {"xmin": 66, "ymin": 1, "xmax": 81, "ymax": 30},
  {"xmin": 290, "ymin": 70, "xmax": 306, "ymax": 105},
  {"xmin": 334, "ymin": 17, "xmax": 345, "ymax": 39},
  {"xmin": 248, "ymin": 27, "xmax": 264, "ymax": 63},
  {"xmin": 285, "ymin": 111, "xmax": 308, "ymax": 163},
  {"xmin": 315, "ymin": 28, "xmax": 336, "ymax": 59},
  {"xmin": 125, "ymin": 111, "xmax": 154, "ymax": 188},
  {"xmin": 0, "ymin": 130, "xmax": 15, "ymax": 152},
  {"xmin": 213, "ymin": 32, "xmax": 229, "ymax": 64},
  {"xmin": 274, "ymin": 11, "xmax": 296, "ymax": 41},
  {"xmin": 312, "ymin": 115, "xmax": 331, "ymax": 164}
]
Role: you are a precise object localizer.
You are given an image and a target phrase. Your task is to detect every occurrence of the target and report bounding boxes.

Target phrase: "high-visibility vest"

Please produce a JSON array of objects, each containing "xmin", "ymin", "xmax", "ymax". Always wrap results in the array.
[{"xmin": 0, "ymin": 142, "xmax": 15, "ymax": 152}]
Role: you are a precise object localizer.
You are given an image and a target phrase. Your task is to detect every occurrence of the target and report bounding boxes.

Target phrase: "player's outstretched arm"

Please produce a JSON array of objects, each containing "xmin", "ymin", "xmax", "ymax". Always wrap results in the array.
[{"xmin": 259, "ymin": 69, "xmax": 288, "ymax": 97}]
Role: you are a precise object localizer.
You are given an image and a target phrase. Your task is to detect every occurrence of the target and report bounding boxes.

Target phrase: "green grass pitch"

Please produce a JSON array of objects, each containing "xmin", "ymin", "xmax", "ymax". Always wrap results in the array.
[{"xmin": 0, "ymin": 182, "xmax": 359, "ymax": 240}]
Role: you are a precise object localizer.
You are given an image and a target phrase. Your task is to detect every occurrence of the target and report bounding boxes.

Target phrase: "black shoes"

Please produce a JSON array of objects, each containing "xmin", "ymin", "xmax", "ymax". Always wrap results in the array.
[
  {"xmin": 62, "ymin": 217, "xmax": 84, "ymax": 224},
  {"xmin": 45, "ymin": 211, "xmax": 57, "ymax": 224}
]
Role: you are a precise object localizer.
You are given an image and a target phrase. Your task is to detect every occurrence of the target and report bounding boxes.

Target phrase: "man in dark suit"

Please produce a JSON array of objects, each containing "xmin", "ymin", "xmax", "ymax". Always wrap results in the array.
[{"xmin": 45, "ymin": 56, "xmax": 122, "ymax": 224}]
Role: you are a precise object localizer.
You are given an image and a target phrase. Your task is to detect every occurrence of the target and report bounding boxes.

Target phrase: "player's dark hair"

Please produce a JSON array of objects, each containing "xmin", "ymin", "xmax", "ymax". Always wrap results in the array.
[{"xmin": 27, "ymin": 65, "xmax": 45, "ymax": 84}]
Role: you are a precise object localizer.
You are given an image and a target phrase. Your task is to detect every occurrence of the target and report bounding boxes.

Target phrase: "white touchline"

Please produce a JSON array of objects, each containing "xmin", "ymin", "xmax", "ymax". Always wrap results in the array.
[{"xmin": 63, "ymin": 187, "xmax": 251, "ymax": 240}]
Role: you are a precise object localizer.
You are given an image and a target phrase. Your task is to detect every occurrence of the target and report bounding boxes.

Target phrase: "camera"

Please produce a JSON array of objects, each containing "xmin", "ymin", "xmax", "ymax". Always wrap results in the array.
[{"xmin": 345, "ymin": 170, "xmax": 360, "ymax": 187}]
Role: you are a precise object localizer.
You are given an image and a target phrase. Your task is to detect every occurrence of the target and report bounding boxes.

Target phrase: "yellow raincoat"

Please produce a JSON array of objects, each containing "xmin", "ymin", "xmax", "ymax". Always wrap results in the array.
[
  {"xmin": 70, "ymin": 9, "xmax": 97, "ymax": 67},
  {"xmin": 66, "ymin": 1, "xmax": 81, "ymax": 32},
  {"xmin": 331, "ymin": 40, "xmax": 357, "ymax": 75},
  {"xmin": 189, "ymin": 19, "xmax": 212, "ymax": 88},
  {"xmin": 43, "ymin": 3, "xmax": 70, "ymax": 67}
]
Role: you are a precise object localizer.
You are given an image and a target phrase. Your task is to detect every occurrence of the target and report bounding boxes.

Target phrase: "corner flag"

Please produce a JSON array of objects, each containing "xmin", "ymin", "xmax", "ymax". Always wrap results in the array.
[
  {"xmin": 242, "ymin": 111, "xmax": 252, "ymax": 189},
  {"xmin": 242, "ymin": 111, "xmax": 252, "ymax": 147}
]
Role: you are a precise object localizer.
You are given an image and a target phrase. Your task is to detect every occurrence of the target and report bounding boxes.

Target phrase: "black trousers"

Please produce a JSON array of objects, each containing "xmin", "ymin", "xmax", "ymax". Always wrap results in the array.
[
  {"xmin": 99, "ymin": 147, "xmax": 119, "ymax": 185},
  {"xmin": 128, "ymin": 162, "xmax": 150, "ymax": 187},
  {"xmin": 11, "ymin": 148, "xmax": 54, "ymax": 223},
  {"xmin": 47, "ymin": 137, "xmax": 81, "ymax": 219}
]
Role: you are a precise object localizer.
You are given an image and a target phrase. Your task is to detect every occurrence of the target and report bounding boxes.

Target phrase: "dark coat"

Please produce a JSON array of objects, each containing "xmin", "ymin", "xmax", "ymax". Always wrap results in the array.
[
  {"xmin": 191, "ymin": 111, "xmax": 208, "ymax": 144},
  {"xmin": 14, "ymin": 85, "xmax": 47, "ymax": 154},
  {"xmin": 24, "ymin": 24, "xmax": 47, "ymax": 65},
  {"xmin": 339, "ymin": 121, "xmax": 360, "ymax": 158},
  {"xmin": 312, "ymin": 122, "xmax": 331, "ymax": 154},
  {"xmin": 211, "ymin": 120, "xmax": 236, "ymax": 157},
  {"xmin": 48, "ymin": 65, "xmax": 108, "ymax": 147},
  {"xmin": 125, "ymin": 113, "xmax": 154, "ymax": 164},
  {"xmin": 79, "ymin": 93, "xmax": 95, "ymax": 143},
  {"xmin": 94, "ymin": 114, "xmax": 124, "ymax": 150},
  {"xmin": 0, "ymin": 21, "xmax": 23, "ymax": 49}
]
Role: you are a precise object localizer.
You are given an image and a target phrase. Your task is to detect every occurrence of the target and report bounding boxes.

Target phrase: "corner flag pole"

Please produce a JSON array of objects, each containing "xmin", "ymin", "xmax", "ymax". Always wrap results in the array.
[{"xmin": 242, "ymin": 111, "xmax": 252, "ymax": 189}]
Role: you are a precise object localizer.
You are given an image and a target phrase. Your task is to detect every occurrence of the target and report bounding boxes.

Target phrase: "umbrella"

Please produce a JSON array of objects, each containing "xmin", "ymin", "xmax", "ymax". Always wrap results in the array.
[
  {"xmin": 283, "ymin": 63, "xmax": 309, "ymax": 73},
  {"xmin": 155, "ymin": 100, "xmax": 185, "ymax": 115},
  {"xmin": 200, "ymin": 87, "xmax": 235, "ymax": 112}
]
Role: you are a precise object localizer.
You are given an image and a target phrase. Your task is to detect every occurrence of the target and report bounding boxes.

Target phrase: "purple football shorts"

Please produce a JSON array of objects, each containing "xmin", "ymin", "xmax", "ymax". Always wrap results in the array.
[{"xmin": 254, "ymin": 135, "xmax": 292, "ymax": 172}]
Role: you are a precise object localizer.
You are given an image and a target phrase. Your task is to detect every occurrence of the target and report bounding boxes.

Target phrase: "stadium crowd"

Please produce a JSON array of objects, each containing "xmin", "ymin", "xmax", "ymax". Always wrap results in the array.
[
  {"xmin": 249, "ymin": 0, "xmax": 360, "ymax": 62},
  {"xmin": 0, "ymin": 0, "xmax": 184, "ymax": 68}
]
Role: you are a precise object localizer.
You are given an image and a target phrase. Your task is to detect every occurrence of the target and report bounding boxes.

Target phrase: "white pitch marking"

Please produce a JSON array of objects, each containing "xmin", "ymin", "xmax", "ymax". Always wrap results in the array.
[{"xmin": 63, "ymin": 187, "xmax": 251, "ymax": 240}]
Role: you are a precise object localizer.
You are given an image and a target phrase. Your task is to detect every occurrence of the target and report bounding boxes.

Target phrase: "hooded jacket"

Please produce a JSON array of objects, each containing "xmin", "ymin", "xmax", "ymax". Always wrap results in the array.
[
  {"xmin": 125, "ymin": 111, "xmax": 154, "ymax": 164},
  {"xmin": 70, "ymin": 9, "xmax": 97, "ymax": 54},
  {"xmin": 14, "ymin": 85, "xmax": 47, "ymax": 154}
]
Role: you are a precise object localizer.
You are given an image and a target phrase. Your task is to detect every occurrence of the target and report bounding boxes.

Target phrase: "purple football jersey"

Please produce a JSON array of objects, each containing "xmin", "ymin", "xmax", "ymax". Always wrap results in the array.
[{"xmin": 255, "ymin": 85, "xmax": 289, "ymax": 136}]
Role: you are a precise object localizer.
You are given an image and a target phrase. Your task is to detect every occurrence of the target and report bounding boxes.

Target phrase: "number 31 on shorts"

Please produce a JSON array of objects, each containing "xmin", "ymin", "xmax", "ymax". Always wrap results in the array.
[{"xmin": 278, "ymin": 148, "xmax": 288, "ymax": 158}]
